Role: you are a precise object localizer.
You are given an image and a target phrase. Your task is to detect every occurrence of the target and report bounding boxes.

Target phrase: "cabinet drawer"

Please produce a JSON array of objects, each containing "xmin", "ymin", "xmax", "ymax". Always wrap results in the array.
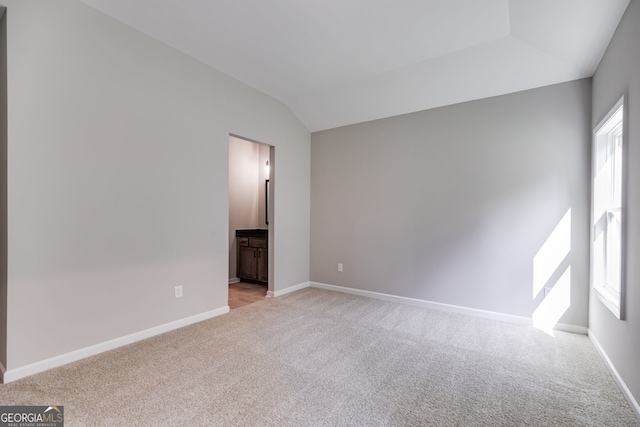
[
  {"xmin": 238, "ymin": 237, "xmax": 249, "ymax": 247},
  {"xmin": 250, "ymin": 237, "xmax": 267, "ymax": 248}
]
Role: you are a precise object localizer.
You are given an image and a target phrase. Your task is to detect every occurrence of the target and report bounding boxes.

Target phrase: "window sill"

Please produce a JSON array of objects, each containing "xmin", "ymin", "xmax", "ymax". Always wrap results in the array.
[{"xmin": 594, "ymin": 285, "xmax": 622, "ymax": 319}]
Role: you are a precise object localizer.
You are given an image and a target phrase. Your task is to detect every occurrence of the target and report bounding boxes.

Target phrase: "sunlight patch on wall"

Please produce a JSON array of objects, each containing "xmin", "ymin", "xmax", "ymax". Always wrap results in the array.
[
  {"xmin": 532, "ymin": 208, "xmax": 571, "ymax": 335},
  {"xmin": 533, "ymin": 267, "xmax": 571, "ymax": 335},
  {"xmin": 532, "ymin": 209, "xmax": 571, "ymax": 298}
]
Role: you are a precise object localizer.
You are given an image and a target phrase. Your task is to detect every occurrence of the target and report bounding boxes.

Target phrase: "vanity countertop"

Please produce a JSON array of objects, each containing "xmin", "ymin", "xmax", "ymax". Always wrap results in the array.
[{"xmin": 236, "ymin": 229, "xmax": 268, "ymax": 238}]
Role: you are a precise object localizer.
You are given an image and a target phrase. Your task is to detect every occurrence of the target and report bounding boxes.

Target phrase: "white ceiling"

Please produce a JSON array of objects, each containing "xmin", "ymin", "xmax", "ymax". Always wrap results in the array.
[{"xmin": 79, "ymin": 0, "xmax": 629, "ymax": 132}]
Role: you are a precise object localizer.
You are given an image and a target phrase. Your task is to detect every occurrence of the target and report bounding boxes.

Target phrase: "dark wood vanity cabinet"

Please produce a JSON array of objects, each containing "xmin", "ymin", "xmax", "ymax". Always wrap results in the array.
[{"xmin": 236, "ymin": 229, "xmax": 268, "ymax": 284}]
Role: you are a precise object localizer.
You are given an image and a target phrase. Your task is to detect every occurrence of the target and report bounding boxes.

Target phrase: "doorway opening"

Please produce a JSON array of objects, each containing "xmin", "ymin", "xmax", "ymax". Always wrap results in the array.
[{"xmin": 228, "ymin": 135, "xmax": 273, "ymax": 309}]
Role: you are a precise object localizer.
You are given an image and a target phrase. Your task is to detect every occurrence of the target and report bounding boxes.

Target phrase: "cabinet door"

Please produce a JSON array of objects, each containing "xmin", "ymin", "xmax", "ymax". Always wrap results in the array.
[
  {"xmin": 238, "ymin": 246, "xmax": 257, "ymax": 280},
  {"xmin": 256, "ymin": 248, "xmax": 268, "ymax": 283}
]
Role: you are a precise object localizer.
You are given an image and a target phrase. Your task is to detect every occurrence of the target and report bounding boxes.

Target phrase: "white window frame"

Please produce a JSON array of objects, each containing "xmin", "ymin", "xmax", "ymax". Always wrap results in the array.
[{"xmin": 591, "ymin": 96, "xmax": 626, "ymax": 319}]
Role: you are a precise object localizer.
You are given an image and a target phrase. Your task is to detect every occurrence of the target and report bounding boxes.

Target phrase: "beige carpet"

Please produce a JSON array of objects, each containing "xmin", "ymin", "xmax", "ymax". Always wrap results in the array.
[{"xmin": 0, "ymin": 287, "xmax": 638, "ymax": 426}]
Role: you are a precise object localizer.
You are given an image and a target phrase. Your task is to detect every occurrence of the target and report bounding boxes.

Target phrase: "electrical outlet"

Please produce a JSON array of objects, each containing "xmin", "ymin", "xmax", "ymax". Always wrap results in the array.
[
  {"xmin": 337, "ymin": 263, "xmax": 343, "ymax": 272},
  {"xmin": 174, "ymin": 285, "xmax": 183, "ymax": 299}
]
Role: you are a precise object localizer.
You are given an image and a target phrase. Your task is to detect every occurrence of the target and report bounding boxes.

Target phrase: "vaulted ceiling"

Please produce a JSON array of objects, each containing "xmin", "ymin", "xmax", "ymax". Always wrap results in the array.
[{"xmin": 79, "ymin": 0, "xmax": 629, "ymax": 131}]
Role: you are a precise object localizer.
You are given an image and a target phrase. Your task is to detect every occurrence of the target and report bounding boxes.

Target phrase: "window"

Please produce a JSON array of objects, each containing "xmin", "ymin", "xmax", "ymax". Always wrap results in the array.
[{"xmin": 592, "ymin": 97, "xmax": 625, "ymax": 319}]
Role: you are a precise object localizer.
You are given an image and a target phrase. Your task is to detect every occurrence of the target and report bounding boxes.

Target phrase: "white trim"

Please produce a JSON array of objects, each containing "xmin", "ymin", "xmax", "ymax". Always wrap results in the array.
[
  {"xmin": 554, "ymin": 323, "xmax": 588, "ymax": 335},
  {"xmin": 3, "ymin": 306, "xmax": 229, "ymax": 384},
  {"xmin": 589, "ymin": 330, "xmax": 640, "ymax": 421},
  {"xmin": 594, "ymin": 96, "xmax": 624, "ymax": 134},
  {"xmin": 591, "ymin": 95, "xmax": 626, "ymax": 320},
  {"xmin": 594, "ymin": 286, "xmax": 622, "ymax": 319},
  {"xmin": 267, "ymin": 281, "xmax": 310, "ymax": 298},
  {"xmin": 228, "ymin": 277, "xmax": 240, "ymax": 285},
  {"xmin": 311, "ymin": 282, "xmax": 530, "ymax": 323},
  {"xmin": 309, "ymin": 282, "xmax": 587, "ymax": 333}
]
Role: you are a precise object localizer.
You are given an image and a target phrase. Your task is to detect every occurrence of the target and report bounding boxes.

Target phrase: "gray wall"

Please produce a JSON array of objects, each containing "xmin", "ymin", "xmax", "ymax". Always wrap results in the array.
[
  {"xmin": 311, "ymin": 79, "xmax": 592, "ymax": 327},
  {"xmin": 590, "ymin": 0, "xmax": 640, "ymax": 409},
  {"xmin": 0, "ymin": 6, "xmax": 6, "ymax": 374},
  {"xmin": 4, "ymin": 0, "xmax": 310, "ymax": 372},
  {"xmin": 228, "ymin": 136, "xmax": 269, "ymax": 280}
]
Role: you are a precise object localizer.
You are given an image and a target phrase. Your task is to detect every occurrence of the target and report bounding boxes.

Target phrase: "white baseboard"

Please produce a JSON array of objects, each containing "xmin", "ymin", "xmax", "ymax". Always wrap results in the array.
[
  {"xmin": 309, "ymin": 282, "xmax": 587, "ymax": 334},
  {"xmin": 228, "ymin": 277, "xmax": 240, "ymax": 285},
  {"xmin": 554, "ymin": 323, "xmax": 588, "ymax": 334},
  {"xmin": 589, "ymin": 330, "xmax": 640, "ymax": 421},
  {"xmin": 310, "ymin": 282, "xmax": 532, "ymax": 323},
  {"xmin": 3, "ymin": 306, "xmax": 230, "ymax": 384},
  {"xmin": 267, "ymin": 281, "xmax": 311, "ymax": 298}
]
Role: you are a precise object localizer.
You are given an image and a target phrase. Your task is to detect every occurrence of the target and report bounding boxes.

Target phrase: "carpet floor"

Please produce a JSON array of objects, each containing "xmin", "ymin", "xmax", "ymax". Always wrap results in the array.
[{"xmin": 0, "ymin": 287, "xmax": 638, "ymax": 426}]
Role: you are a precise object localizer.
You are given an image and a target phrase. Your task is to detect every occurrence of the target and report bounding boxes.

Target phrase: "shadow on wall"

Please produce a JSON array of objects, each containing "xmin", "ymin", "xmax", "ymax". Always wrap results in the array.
[{"xmin": 532, "ymin": 208, "xmax": 572, "ymax": 335}]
